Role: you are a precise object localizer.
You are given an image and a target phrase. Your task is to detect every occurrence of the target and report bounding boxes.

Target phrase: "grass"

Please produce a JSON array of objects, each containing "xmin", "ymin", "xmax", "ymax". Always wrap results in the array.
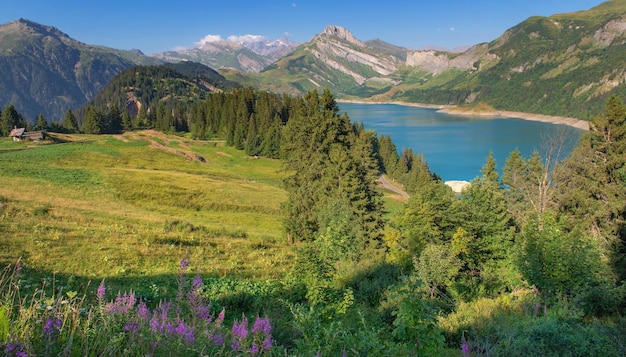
[
  {"xmin": 0, "ymin": 129, "xmax": 406, "ymax": 301},
  {"xmin": 0, "ymin": 131, "xmax": 292, "ymax": 298}
]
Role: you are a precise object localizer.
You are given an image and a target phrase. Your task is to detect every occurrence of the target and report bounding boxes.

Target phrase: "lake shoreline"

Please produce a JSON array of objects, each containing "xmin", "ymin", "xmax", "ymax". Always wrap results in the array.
[{"xmin": 337, "ymin": 99, "xmax": 589, "ymax": 131}]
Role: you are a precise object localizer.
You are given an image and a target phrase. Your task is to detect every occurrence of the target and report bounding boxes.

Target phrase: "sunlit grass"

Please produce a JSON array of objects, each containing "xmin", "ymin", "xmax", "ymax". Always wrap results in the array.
[{"xmin": 0, "ymin": 131, "xmax": 292, "ymax": 297}]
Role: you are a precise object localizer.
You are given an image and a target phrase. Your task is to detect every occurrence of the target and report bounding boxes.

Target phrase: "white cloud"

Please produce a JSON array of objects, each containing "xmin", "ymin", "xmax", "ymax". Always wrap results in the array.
[
  {"xmin": 450, "ymin": 27, "xmax": 456, "ymax": 32},
  {"xmin": 172, "ymin": 46, "xmax": 187, "ymax": 51},
  {"xmin": 227, "ymin": 34, "xmax": 267, "ymax": 44},
  {"xmin": 194, "ymin": 34, "xmax": 223, "ymax": 47},
  {"xmin": 292, "ymin": 2, "xmax": 296, "ymax": 7}
]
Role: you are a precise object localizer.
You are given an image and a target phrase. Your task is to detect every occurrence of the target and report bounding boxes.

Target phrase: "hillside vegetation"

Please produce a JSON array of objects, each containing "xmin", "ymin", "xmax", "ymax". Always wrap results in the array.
[{"xmin": 2, "ymin": 89, "xmax": 626, "ymax": 355}]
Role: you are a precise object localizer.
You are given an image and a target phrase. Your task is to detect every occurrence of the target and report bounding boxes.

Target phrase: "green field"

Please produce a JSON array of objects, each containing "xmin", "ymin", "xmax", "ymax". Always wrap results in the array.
[{"xmin": 0, "ymin": 131, "xmax": 297, "ymax": 296}]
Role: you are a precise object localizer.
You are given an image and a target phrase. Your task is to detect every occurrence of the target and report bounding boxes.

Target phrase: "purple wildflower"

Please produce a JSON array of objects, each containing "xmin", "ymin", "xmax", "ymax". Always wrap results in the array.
[
  {"xmin": 213, "ymin": 332, "xmax": 224, "ymax": 346},
  {"xmin": 179, "ymin": 257, "xmax": 190, "ymax": 271},
  {"xmin": 231, "ymin": 340, "xmax": 241, "ymax": 352},
  {"xmin": 106, "ymin": 291, "xmax": 136, "ymax": 314},
  {"xmin": 4, "ymin": 340, "xmax": 27, "ymax": 357},
  {"xmin": 262, "ymin": 335, "xmax": 274, "ymax": 351},
  {"xmin": 341, "ymin": 349, "xmax": 348, "ymax": 357},
  {"xmin": 137, "ymin": 301, "xmax": 150, "ymax": 321},
  {"xmin": 175, "ymin": 321, "xmax": 195, "ymax": 344},
  {"xmin": 192, "ymin": 275, "xmax": 203, "ymax": 291},
  {"xmin": 461, "ymin": 332, "xmax": 471, "ymax": 357},
  {"xmin": 194, "ymin": 303, "xmax": 211, "ymax": 321},
  {"xmin": 462, "ymin": 343, "xmax": 470, "ymax": 357},
  {"xmin": 232, "ymin": 315, "xmax": 249, "ymax": 340},
  {"xmin": 96, "ymin": 279, "xmax": 106, "ymax": 301},
  {"xmin": 124, "ymin": 321, "xmax": 140, "ymax": 334},
  {"xmin": 43, "ymin": 318, "xmax": 62, "ymax": 340},
  {"xmin": 231, "ymin": 314, "xmax": 249, "ymax": 352},
  {"xmin": 252, "ymin": 316, "xmax": 272, "ymax": 335},
  {"xmin": 249, "ymin": 343, "xmax": 260, "ymax": 355}
]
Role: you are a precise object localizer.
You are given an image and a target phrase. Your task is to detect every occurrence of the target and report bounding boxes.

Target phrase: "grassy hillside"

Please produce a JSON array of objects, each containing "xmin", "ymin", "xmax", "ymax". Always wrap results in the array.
[{"xmin": 0, "ymin": 131, "xmax": 292, "ymax": 296}]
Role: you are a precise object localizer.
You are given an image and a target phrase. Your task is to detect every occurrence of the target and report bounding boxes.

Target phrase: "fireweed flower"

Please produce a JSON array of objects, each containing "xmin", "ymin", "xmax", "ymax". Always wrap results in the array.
[
  {"xmin": 175, "ymin": 321, "xmax": 195, "ymax": 344},
  {"xmin": 216, "ymin": 309, "xmax": 225, "ymax": 326},
  {"xmin": 262, "ymin": 335, "xmax": 274, "ymax": 351},
  {"xmin": 137, "ymin": 300, "xmax": 150, "ymax": 321},
  {"xmin": 124, "ymin": 321, "xmax": 141, "ymax": 335},
  {"xmin": 96, "ymin": 279, "xmax": 106, "ymax": 301},
  {"xmin": 4, "ymin": 341, "xmax": 27, "ymax": 357},
  {"xmin": 249, "ymin": 343, "xmax": 260, "ymax": 354},
  {"xmin": 179, "ymin": 257, "xmax": 190, "ymax": 271},
  {"xmin": 252, "ymin": 316, "xmax": 272, "ymax": 335},
  {"xmin": 462, "ymin": 343, "xmax": 470, "ymax": 357},
  {"xmin": 43, "ymin": 317, "xmax": 62, "ymax": 340},
  {"xmin": 192, "ymin": 275, "xmax": 202, "ymax": 291},
  {"xmin": 106, "ymin": 291, "xmax": 136, "ymax": 314},
  {"xmin": 231, "ymin": 314, "xmax": 249, "ymax": 352},
  {"xmin": 212, "ymin": 332, "xmax": 224, "ymax": 346}
]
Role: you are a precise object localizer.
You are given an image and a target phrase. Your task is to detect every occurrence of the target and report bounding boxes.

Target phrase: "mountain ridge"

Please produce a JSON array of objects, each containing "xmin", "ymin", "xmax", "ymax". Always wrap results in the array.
[
  {"xmin": 0, "ymin": 18, "xmax": 162, "ymax": 122},
  {"xmin": 2, "ymin": 1, "xmax": 626, "ymax": 123}
]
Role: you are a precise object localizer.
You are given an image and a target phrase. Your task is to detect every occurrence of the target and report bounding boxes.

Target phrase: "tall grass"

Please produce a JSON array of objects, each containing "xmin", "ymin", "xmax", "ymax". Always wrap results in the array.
[{"xmin": 0, "ymin": 258, "xmax": 278, "ymax": 356}]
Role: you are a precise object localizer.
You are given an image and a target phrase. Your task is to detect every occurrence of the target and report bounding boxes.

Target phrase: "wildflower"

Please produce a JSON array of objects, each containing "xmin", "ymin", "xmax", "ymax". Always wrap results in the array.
[
  {"xmin": 213, "ymin": 332, "xmax": 224, "ymax": 346},
  {"xmin": 252, "ymin": 316, "xmax": 272, "ymax": 335},
  {"xmin": 43, "ymin": 317, "xmax": 62, "ymax": 340},
  {"xmin": 106, "ymin": 291, "xmax": 136, "ymax": 314},
  {"xmin": 462, "ymin": 343, "xmax": 470, "ymax": 357},
  {"xmin": 96, "ymin": 279, "xmax": 106, "ymax": 301},
  {"xmin": 179, "ymin": 257, "xmax": 190, "ymax": 271},
  {"xmin": 216, "ymin": 309, "xmax": 225, "ymax": 326},
  {"xmin": 232, "ymin": 315, "xmax": 249, "ymax": 340},
  {"xmin": 124, "ymin": 321, "xmax": 140, "ymax": 335},
  {"xmin": 192, "ymin": 275, "xmax": 203, "ymax": 291},
  {"xmin": 4, "ymin": 340, "xmax": 28, "ymax": 357},
  {"xmin": 175, "ymin": 321, "xmax": 195, "ymax": 344},
  {"xmin": 249, "ymin": 343, "xmax": 260, "ymax": 354},
  {"xmin": 137, "ymin": 300, "xmax": 150, "ymax": 321},
  {"xmin": 461, "ymin": 332, "xmax": 471, "ymax": 357},
  {"xmin": 262, "ymin": 335, "xmax": 274, "ymax": 351},
  {"xmin": 231, "ymin": 314, "xmax": 249, "ymax": 352}
]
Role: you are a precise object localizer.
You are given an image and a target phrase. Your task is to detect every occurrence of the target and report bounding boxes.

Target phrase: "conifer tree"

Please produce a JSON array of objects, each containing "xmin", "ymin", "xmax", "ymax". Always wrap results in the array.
[
  {"xmin": 62, "ymin": 108, "xmax": 79, "ymax": 133},
  {"xmin": 557, "ymin": 95, "xmax": 626, "ymax": 280},
  {"xmin": 1, "ymin": 104, "xmax": 23, "ymax": 136},
  {"xmin": 33, "ymin": 114, "xmax": 47, "ymax": 131},
  {"xmin": 82, "ymin": 106, "xmax": 102, "ymax": 134}
]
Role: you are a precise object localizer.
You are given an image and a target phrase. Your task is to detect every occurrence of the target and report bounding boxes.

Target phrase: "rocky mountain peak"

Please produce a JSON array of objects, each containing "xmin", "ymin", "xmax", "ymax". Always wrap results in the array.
[
  {"xmin": 5, "ymin": 18, "xmax": 70, "ymax": 39},
  {"xmin": 322, "ymin": 25, "xmax": 363, "ymax": 46}
]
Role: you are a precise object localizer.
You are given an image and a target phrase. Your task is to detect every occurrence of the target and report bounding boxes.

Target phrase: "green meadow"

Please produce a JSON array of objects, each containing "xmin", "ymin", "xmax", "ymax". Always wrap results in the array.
[{"xmin": 0, "ymin": 131, "xmax": 297, "ymax": 297}]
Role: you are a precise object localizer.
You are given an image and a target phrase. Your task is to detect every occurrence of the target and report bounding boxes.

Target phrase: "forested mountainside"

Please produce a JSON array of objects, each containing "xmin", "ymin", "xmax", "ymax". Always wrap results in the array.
[
  {"xmin": 0, "ymin": 19, "xmax": 161, "ymax": 122},
  {"xmin": 70, "ymin": 62, "xmax": 240, "ymax": 134}
]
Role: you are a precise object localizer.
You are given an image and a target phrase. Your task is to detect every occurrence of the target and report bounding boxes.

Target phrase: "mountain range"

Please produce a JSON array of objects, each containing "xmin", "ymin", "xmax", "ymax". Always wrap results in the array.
[{"xmin": 1, "ymin": 0, "xmax": 626, "ymax": 123}]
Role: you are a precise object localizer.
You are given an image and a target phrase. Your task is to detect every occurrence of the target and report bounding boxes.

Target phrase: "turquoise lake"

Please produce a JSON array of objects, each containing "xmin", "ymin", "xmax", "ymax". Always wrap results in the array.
[{"xmin": 338, "ymin": 102, "xmax": 585, "ymax": 182}]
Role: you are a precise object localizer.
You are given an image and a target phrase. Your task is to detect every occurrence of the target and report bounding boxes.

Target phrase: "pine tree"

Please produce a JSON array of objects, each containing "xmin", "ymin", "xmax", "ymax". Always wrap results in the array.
[
  {"xmin": 82, "ymin": 106, "xmax": 102, "ymax": 134},
  {"xmin": 62, "ymin": 108, "xmax": 79, "ymax": 133},
  {"xmin": 1, "ymin": 104, "xmax": 22, "ymax": 136},
  {"xmin": 557, "ymin": 95, "xmax": 626, "ymax": 281},
  {"xmin": 121, "ymin": 107, "xmax": 133, "ymax": 131},
  {"xmin": 480, "ymin": 150, "xmax": 499, "ymax": 182},
  {"xmin": 34, "ymin": 114, "xmax": 47, "ymax": 131}
]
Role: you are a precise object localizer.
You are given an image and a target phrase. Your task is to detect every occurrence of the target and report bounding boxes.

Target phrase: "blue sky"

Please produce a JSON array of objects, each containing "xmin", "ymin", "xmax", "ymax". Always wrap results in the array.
[{"xmin": 0, "ymin": 0, "xmax": 607, "ymax": 54}]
